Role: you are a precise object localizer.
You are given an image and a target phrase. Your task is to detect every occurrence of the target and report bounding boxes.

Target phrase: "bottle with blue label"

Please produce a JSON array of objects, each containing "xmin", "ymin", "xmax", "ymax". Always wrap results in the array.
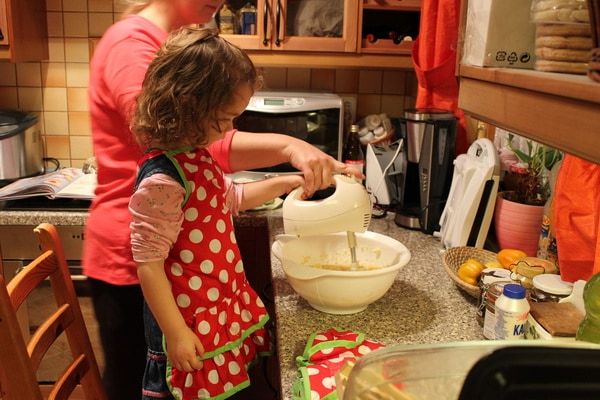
[
  {"xmin": 239, "ymin": 2, "xmax": 257, "ymax": 35},
  {"xmin": 494, "ymin": 284, "xmax": 530, "ymax": 340}
]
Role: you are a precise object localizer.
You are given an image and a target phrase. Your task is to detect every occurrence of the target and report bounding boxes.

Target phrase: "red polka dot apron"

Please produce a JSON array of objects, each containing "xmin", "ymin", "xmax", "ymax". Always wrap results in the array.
[{"xmin": 160, "ymin": 148, "xmax": 270, "ymax": 400}]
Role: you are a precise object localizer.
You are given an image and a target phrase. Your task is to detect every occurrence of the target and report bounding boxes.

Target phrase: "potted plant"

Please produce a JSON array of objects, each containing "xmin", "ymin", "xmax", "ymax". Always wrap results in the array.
[{"xmin": 494, "ymin": 134, "xmax": 562, "ymax": 256}]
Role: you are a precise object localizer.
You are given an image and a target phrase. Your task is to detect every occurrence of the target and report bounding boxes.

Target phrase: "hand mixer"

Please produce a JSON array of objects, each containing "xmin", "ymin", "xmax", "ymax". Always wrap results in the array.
[{"xmin": 282, "ymin": 174, "xmax": 372, "ymax": 269}]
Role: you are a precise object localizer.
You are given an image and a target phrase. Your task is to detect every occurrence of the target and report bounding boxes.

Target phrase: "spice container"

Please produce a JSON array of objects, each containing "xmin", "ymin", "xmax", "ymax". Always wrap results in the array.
[{"xmin": 530, "ymin": 273, "xmax": 573, "ymax": 302}]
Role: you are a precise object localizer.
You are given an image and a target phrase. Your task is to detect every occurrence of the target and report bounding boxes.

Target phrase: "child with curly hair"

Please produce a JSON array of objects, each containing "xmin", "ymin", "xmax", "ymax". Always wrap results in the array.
[{"xmin": 129, "ymin": 27, "xmax": 305, "ymax": 399}]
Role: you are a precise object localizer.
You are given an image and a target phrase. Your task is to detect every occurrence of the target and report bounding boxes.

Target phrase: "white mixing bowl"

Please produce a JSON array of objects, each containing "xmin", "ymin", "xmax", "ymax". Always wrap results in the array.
[{"xmin": 271, "ymin": 231, "xmax": 411, "ymax": 314}]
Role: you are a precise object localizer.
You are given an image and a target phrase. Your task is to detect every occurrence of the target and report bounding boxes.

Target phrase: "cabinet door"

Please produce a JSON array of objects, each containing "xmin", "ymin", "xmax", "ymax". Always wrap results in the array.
[
  {"xmin": 0, "ymin": 0, "xmax": 48, "ymax": 62},
  {"xmin": 220, "ymin": 0, "xmax": 271, "ymax": 50},
  {"xmin": 223, "ymin": 0, "xmax": 358, "ymax": 52},
  {"xmin": 0, "ymin": 0, "xmax": 9, "ymax": 46},
  {"xmin": 273, "ymin": 0, "xmax": 358, "ymax": 52}
]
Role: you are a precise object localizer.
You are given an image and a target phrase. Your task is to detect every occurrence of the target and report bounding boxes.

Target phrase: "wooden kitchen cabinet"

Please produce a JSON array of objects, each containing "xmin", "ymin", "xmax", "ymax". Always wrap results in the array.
[
  {"xmin": 222, "ymin": 0, "xmax": 359, "ymax": 52},
  {"xmin": 0, "ymin": 0, "xmax": 48, "ymax": 62},
  {"xmin": 358, "ymin": 0, "xmax": 421, "ymax": 55},
  {"xmin": 219, "ymin": 0, "xmax": 420, "ymax": 69}
]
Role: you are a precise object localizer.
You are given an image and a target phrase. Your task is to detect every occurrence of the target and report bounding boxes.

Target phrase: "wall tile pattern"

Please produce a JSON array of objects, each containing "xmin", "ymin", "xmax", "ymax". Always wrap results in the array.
[{"xmin": 0, "ymin": 0, "xmax": 417, "ymax": 168}]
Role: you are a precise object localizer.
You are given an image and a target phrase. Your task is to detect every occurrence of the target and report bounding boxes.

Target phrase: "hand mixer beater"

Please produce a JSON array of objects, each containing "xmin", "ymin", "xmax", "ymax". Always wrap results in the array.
[{"xmin": 282, "ymin": 175, "xmax": 372, "ymax": 269}]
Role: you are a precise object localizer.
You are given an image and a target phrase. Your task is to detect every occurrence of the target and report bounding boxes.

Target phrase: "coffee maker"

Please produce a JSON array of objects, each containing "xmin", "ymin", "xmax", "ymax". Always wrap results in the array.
[{"xmin": 395, "ymin": 109, "xmax": 456, "ymax": 234}]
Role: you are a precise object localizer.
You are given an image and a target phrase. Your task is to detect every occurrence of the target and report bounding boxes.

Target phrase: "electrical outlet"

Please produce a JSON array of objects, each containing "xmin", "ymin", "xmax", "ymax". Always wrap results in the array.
[{"xmin": 341, "ymin": 95, "xmax": 357, "ymax": 126}]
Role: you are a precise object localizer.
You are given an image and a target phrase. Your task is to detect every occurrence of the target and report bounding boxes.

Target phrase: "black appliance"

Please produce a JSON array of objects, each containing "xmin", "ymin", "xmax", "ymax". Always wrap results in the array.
[{"xmin": 395, "ymin": 108, "xmax": 456, "ymax": 234}]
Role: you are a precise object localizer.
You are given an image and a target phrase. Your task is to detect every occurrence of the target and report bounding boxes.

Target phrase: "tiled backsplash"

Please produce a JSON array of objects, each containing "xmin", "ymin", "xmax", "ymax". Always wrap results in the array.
[{"xmin": 0, "ymin": 0, "xmax": 417, "ymax": 168}]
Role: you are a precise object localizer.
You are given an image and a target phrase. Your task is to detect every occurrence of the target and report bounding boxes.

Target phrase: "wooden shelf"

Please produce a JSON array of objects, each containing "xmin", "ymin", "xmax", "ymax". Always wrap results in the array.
[
  {"xmin": 360, "ymin": 38, "xmax": 412, "ymax": 54},
  {"xmin": 247, "ymin": 50, "xmax": 413, "ymax": 69},
  {"xmin": 458, "ymin": 65, "xmax": 600, "ymax": 164},
  {"xmin": 362, "ymin": 0, "xmax": 421, "ymax": 11}
]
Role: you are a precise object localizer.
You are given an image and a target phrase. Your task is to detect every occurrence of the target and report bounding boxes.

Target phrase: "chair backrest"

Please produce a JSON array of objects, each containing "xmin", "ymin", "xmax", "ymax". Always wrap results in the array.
[{"xmin": 0, "ymin": 223, "xmax": 107, "ymax": 400}]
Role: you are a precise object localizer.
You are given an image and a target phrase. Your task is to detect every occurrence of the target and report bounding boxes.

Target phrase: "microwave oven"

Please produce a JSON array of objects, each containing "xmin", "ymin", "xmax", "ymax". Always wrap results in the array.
[{"xmin": 233, "ymin": 91, "xmax": 344, "ymax": 176}]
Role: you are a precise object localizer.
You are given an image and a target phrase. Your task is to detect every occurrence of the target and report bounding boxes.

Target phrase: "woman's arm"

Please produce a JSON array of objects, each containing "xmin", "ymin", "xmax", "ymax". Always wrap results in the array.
[
  {"xmin": 238, "ymin": 175, "xmax": 304, "ymax": 211},
  {"xmin": 227, "ymin": 132, "xmax": 361, "ymax": 196}
]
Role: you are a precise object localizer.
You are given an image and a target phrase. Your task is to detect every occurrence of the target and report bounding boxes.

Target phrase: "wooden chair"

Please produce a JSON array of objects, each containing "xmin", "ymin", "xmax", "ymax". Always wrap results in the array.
[{"xmin": 0, "ymin": 223, "xmax": 107, "ymax": 400}]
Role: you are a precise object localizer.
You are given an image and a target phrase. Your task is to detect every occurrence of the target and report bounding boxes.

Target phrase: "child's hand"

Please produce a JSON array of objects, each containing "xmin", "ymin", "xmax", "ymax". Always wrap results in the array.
[{"xmin": 166, "ymin": 327, "xmax": 205, "ymax": 372}]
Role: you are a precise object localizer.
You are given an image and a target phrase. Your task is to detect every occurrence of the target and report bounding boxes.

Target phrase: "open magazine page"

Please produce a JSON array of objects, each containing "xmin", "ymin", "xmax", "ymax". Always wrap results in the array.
[
  {"xmin": 0, "ymin": 168, "xmax": 96, "ymax": 201},
  {"xmin": 55, "ymin": 172, "xmax": 96, "ymax": 199}
]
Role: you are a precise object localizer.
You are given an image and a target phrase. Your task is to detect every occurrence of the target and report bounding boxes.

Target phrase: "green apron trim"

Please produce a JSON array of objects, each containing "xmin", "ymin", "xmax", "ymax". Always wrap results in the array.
[
  {"xmin": 166, "ymin": 365, "xmax": 251, "ymax": 400},
  {"xmin": 165, "ymin": 337, "xmax": 271, "ymax": 399},
  {"xmin": 296, "ymin": 329, "xmax": 366, "ymax": 366},
  {"xmin": 292, "ymin": 366, "xmax": 312, "ymax": 400},
  {"xmin": 163, "ymin": 313, "xmax": 270, "ymax": 361},
  {"xmin": 199, "ymin": 313, "xmax": 270, "ymax": 360},
  {"xmin": 294, "ymin": 329, "xmax": 368, "ymax": 400},
  {"xmin": 293, "ymin": 366, "xmax": 341, "ymax": 400},
  {"xmin": 163, "ymin": 148, "xmax": 194, "ymax": 206}
]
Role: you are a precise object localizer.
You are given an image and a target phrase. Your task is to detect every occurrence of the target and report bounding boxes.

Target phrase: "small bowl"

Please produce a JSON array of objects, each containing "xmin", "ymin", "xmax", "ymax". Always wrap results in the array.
[
  {"xmin": 271, "ymin": 231, "xmax": 411, "ymax": 314},
  {"xmin": 441, "ymin": 246, "xmax": 499, "ymax": 298}
]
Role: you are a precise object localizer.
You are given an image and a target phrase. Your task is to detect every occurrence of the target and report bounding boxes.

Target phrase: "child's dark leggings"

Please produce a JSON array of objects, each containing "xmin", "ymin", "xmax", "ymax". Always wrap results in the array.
[{"xmin": 142, "ymin": 303, "xmax": 174, "ymax": 400}]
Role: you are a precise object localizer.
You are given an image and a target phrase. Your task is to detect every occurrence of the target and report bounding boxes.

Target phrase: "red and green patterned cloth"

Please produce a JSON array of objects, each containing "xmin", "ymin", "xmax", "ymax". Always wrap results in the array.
[{"xmin": 292, "ymin": 328, "xmax": 385, "ymax": 400}]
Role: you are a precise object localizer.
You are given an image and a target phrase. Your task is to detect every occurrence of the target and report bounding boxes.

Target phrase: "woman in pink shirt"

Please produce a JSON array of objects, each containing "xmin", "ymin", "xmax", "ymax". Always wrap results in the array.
[{"xmin": 86, "ymin": 1, "xmax": 356, "ymax": 398}]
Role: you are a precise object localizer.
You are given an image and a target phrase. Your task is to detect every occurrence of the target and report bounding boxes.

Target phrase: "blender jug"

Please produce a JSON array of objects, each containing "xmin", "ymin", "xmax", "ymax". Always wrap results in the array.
[{"xmin": 395, "ymin": 109, "xmax": 456, "ymax": 234}]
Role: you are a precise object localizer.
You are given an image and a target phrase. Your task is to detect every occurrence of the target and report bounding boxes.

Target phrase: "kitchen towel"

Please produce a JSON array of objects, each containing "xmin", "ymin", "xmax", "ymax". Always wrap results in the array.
[
  {"xmin": 553, "ymin": 154, "xmax": 600, "ymax": 282},
  {"xmin": 412, "ymin": 0, "xmax": 468, "ymax": 155},
  {"xmin": 292, "ymin": 328, "xmax": 384, "ymax": 400}
]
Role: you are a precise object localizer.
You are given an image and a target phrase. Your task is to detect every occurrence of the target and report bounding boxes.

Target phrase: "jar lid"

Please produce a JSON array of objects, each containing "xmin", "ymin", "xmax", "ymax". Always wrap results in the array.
[
  {"xmin": 481, "ymin": 268, "xmax": 511, "ymax": 285},
  {"xmin": 503, "ymin": 283, "xmax": 526, "ymax": 299},
  {"xmin": 532, "ymin": 274, "xmax": 573, "ymax": 295}
]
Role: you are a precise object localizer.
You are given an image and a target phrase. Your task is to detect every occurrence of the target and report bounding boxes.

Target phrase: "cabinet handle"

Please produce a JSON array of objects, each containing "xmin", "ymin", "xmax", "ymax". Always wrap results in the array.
[
  {"xmin": 275, "ymin": 0, "xmax": 282, "ymax": 46},
  {"xmin": 0, "ymin": 28, "xmax": 3, "ymax": 41},
  {"xmin": 262, "ymin": 0, "xmax": 271, "ymax": 46}
]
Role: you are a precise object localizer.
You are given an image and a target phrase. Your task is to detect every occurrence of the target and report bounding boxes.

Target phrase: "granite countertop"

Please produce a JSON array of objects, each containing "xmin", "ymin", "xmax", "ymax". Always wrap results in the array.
[
  {"xmin": 268, "ymin": 212, "xmax": 484, "ymax": 400},
  {"xmin": 0, "ymin": 207, "xmax": 484, "ymax": 399}
]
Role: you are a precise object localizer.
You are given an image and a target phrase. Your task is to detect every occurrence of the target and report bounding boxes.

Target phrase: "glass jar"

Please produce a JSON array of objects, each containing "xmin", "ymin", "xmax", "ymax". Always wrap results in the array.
[
  {"xmin": 477, "ymin": 268, "xmax": 512, "ymax": 326},
  {"xmin": 530, "ymin": 273, "xmax": 573, "ymax": 302}
]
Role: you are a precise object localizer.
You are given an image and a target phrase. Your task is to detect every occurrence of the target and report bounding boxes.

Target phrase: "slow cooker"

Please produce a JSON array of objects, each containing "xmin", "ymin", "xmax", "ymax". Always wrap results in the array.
[{"xmin": 0, "ymin": 110, "xmax": 44, "ymax": 185}]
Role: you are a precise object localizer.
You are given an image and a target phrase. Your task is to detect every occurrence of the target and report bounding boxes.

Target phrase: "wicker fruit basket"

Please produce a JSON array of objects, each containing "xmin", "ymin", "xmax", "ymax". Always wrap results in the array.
[{"xmin": 441, "ymin": 246, "xmax": 499, "ymax": 298}]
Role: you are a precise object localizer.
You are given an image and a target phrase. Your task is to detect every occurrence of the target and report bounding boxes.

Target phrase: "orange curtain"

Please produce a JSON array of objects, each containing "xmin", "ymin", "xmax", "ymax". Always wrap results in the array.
[
  {"xmin": 412, "ymin": 0, "xmax": 468, "ymax": 155},
  {"xmin": 553, "ymin": 155, "xmax": 600, "ymax": 282}
]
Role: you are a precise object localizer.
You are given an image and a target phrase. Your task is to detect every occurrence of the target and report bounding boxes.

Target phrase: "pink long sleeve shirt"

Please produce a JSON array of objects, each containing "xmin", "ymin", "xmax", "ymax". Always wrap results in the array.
[{"xmin": 129, "ymin": 173, "xmax": 243, "ymax": 263}]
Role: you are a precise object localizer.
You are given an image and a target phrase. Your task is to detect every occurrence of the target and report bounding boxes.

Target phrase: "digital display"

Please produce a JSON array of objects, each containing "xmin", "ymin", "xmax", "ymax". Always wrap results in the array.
[{"xmin": 264, "ymin": 98, "xmax": 285, "ymax": 106}]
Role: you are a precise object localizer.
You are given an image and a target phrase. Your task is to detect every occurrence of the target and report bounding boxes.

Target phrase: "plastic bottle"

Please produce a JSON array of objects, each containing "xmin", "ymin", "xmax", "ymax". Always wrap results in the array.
[
  {"xmin": 239, "ymin": 2, "xmax": 257, "ymax": 35},
  {"xmin": 218, "ymin": 2, "xmax": 235, "ymax": 34},
  {"xmin": 494, "ymin": 284, "xmax": 530, "ymax": 340},
  {"xmin": 576, "ymin": 273, "xmax": 600, "ymax": 344},
  {"xmin": 343, "ymin": 124, "xmax": 365, "ymax": 176}
]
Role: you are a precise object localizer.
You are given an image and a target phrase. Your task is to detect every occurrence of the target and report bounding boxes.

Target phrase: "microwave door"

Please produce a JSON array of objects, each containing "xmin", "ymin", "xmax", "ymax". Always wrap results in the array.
[{"xmin": 234, "ymin": 108, "xmax": 342, "ymax": 168}]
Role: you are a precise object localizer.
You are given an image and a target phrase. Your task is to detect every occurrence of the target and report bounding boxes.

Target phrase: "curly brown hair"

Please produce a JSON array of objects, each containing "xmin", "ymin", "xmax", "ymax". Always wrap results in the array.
[{"xmin": 131, "ymin": 27, "xmax": 261, "ymax": 149}]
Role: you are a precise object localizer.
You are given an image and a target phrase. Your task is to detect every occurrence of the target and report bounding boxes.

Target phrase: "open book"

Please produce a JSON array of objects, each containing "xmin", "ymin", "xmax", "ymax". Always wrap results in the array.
[{"xmin": 0, "ymin": 168, "xmax": 96, "ymax": 201}]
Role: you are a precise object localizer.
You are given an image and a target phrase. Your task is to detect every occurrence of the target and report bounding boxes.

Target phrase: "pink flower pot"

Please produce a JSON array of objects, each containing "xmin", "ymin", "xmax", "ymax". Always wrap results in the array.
[{"xmin": 494, "ymin": 192, "xmax": 545, "ymax": 256}]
